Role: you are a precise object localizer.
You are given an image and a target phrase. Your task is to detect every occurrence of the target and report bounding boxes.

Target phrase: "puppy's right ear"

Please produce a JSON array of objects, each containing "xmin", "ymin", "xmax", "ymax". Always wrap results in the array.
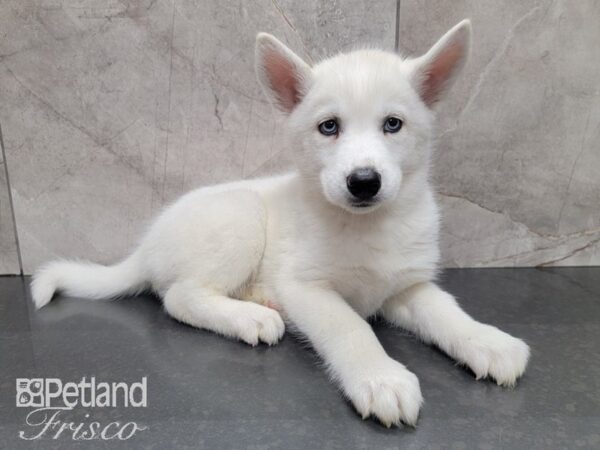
[{"xmin": 255, "ymin": 33, "xmax": 312, "ymax": 114}]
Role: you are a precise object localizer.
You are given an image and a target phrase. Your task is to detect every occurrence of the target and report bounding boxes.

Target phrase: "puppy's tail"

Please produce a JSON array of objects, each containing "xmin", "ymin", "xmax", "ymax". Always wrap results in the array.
[{"xmin": 31, "ymin": 252, "xmax": 147, "ymax": 309}]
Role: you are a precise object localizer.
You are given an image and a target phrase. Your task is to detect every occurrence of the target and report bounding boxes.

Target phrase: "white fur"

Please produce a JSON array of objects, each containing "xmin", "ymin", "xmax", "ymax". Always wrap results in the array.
[{"xmin": 32, "ymin": 20, "xmax": 529, "ymax": 427}]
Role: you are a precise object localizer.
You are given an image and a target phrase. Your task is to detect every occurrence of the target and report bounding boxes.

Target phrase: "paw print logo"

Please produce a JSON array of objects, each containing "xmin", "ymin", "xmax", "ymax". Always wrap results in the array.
[{"xmin": 16, "ymin": 378, "xmax": 44, "ymax": 407}]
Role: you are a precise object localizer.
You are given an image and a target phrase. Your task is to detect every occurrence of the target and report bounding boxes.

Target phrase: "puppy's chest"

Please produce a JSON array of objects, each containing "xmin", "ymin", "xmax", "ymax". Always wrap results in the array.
[
  {"xmin": 329, "ymin": 265, "xmax": 396, "ymax": 317},
  {"xmin": 311, "ymin": 232, "xmax": 433, "ymax": 317}
]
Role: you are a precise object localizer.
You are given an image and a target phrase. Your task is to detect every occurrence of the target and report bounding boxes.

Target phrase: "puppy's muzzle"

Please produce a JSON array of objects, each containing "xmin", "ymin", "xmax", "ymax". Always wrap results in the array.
[{"xmin": 346, "ymin": 167, "xmax": 381, "ymax": 204}]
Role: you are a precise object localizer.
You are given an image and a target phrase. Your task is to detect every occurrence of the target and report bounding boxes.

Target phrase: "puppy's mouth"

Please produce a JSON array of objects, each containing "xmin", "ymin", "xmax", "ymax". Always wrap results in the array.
[
  {"xmin": 351, "ymin": 200, "xmax": 376, "ymax": 208},
  {"xmin": 348, "ymin": 197, "xmax": 381, "ymax": 211}
]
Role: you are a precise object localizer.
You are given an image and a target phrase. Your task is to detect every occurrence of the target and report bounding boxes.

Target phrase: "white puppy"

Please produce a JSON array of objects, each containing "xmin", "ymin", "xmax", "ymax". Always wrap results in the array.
[{"xmin": 32, "ymin": 20, "xmax": 530, "ymax": 427}]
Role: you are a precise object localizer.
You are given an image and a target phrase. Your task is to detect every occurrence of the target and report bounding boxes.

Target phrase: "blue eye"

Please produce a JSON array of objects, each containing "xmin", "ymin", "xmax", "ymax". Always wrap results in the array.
[
  {"xmin": 383, "ymin": 117, "xmax": 403, "ymax": 133},
  {"xmin": 318, "ymin": 119, "xmax": 339, "ymax": 136}
]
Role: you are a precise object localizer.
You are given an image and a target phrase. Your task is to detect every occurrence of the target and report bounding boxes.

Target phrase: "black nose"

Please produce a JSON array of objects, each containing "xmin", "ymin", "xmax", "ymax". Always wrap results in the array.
[{"xmin": 346, "ymin": 168, "xmax": 381, "ymax": 201}]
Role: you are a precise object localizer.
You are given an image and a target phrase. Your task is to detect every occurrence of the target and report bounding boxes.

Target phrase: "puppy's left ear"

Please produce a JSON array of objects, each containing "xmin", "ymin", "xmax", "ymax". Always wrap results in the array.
[
  {"xmin": 409, "ymin": 19, "xmax": 472, "ymax": 108},
  {"xmin": 255, "ymin": 33, "xmax": 312, "ymax": 114}
]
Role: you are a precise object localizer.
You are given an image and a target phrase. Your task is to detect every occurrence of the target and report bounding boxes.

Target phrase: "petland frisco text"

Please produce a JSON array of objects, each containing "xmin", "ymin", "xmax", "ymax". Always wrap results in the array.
[{"xmin": 16, "ymin": 377, "xmax": 148, "ymax": 441}]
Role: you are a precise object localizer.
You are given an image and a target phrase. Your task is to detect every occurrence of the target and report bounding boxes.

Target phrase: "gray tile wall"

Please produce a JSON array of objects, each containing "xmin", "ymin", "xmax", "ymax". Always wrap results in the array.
[{"xmin": 0, "ymin": 0, "xmax": 597, "ymax": 273}]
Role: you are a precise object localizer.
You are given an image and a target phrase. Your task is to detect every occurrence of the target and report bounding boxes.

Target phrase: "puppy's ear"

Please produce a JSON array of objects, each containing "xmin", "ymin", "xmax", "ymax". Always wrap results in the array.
[
  {"xmin": 255, "ymin": 33, "xmax": 312, "ymax": 114},
  {"xmin": 409, "ymin": 20, "xmax": 472, "ymax": 108}
]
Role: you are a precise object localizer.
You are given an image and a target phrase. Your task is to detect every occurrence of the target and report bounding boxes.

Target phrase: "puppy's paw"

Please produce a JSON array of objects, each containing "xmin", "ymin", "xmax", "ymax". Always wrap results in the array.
[
  {"xmin": 343, "ymin": 358, "xmax": 423, "ymax": 427},
  {"xmin": 454, "ymin": 324, "xmax": 530, "ymax": 386},
  {"xmin": 233, "ymin": 303, "xmax": 285, "ymax": 346}
]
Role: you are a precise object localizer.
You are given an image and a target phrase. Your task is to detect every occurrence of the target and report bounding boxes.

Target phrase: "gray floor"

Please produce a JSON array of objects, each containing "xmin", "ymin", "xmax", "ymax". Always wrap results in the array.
[{"xmin": 1, "ymin": 268, "xmax": 599, "ymax": 449}]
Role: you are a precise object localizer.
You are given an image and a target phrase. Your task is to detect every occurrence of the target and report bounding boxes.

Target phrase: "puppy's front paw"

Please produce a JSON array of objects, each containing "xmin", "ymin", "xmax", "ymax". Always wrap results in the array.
[
  {"xmin": 454, "ymin": 324, "xmax": 530, "ymax": 386},
  {"xmin": 234, "ymin": 303, "xmax": 285, "ymax": 346},
  {"xmin": 343, "ymin": 358, "xmax": 423, "ymax": 427}
]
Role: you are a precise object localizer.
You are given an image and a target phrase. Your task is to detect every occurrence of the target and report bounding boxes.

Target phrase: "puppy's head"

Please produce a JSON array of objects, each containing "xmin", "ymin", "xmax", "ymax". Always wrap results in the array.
[{"xmin": 256, "ymin": 21, "xmax": 471, "ymax": 213}]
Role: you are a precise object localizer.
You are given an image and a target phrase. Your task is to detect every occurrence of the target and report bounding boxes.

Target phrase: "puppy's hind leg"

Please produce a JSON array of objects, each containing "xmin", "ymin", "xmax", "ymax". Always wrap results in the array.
[{"xmin": 163, "ymin": 280, "xmax": 285, "ymax": 346}]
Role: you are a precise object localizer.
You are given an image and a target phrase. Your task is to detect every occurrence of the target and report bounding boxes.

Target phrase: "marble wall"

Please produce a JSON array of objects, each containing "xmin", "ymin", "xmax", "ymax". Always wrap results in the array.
[
  {"xmin": 400, "ymin": 0, "xmax": 600, "ymax": 267},
  {"xmin": 0, "ymin": 126, "xmax": 20, "ymax": 273},
  {"xmin": 0, "ymin": 0, "xmax": 597, "ymax": 274}
]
